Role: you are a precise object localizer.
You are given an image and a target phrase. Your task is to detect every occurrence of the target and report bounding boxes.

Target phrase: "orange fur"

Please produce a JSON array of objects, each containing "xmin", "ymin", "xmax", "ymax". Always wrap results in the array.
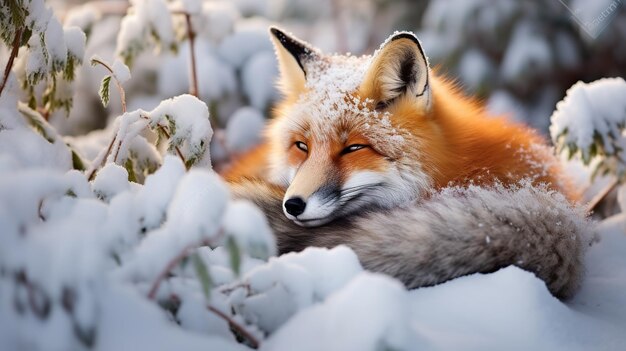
[
  {"xmin": 223, "ymin": 74, "xmax": 576, "ymax": 201},
  {"xmin": 223, "ymin": 30, "xmax": 576, "ymax": 203}
]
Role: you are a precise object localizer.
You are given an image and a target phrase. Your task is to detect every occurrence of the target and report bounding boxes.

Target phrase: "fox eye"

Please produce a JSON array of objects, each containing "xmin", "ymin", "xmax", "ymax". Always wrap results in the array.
[
  {"xmin": 295, "ymin": 141, "xmax": 308, "ymax": 152},
  {"xmin": 341, "ymin": 144, "xmax": 367, "ymax": 155}
]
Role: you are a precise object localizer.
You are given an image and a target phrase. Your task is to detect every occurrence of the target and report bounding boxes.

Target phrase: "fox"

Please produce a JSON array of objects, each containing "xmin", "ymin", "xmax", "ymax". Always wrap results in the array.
[{"xmin": 224, "ymin": 27, "xmax": 593, "ymax": 299}]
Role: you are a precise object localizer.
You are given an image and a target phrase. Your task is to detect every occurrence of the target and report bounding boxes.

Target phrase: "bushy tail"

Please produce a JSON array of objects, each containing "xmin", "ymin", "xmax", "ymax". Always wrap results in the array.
[{"xmin": 230, "ymin": 180, "xmax": 595, "ymax": 299}]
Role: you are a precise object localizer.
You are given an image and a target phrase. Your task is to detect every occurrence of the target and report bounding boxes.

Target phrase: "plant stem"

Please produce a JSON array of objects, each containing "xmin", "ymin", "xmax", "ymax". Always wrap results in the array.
[
  {"xmin": 139, "ymin": 115, "xmax": 187, "ymax": 167},
  {"xmin": 208, "ymin": 305, "xmax": 260, "ymax": 349},
  {"xmin": 0, "ymin": 28, "xmax": 23, "ymax": 99},
  {"xmin": 170, "ymin": 10, "xmax": 200, "ymax": 97},
  {"xmin": 586, "ymin": 178, "xmax": 619, "ymax": 214},
  {"xmin": 86, "ymin": 58, "xmax": 129, "ymax": 180},
  {"xmin": 91, "ymin": 57, "xmax": 127, "ymax": 113},
  {"xmin": 147, "ymin": 231, "xmax": 223, "ymax": 300},
  {"xmin": 185, "ymin": 13, "xmax": 199, "ymax": 98}
]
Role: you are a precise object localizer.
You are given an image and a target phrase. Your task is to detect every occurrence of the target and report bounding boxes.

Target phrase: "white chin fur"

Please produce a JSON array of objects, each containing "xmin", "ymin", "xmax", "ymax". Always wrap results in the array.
[{"xmin": 283, "ymin": 194, "xmax": 338, "ymax": 226}]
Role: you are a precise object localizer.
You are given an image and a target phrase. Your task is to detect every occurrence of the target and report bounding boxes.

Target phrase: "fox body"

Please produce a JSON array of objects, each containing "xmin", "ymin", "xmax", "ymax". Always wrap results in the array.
[
  {"xmin": 225, "ymin": 28, "xmax": 573, "ymax": 227},
  {"xmin": 225, "ymin": 27, "xmax": 591, "ymax": 299}
]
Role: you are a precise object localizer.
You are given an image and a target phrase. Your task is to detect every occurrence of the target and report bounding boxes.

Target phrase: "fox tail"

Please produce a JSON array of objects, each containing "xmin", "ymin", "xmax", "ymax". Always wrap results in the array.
[{"xmin": 230, "ymin": 180, "xmax": 595, "ymax": 300}]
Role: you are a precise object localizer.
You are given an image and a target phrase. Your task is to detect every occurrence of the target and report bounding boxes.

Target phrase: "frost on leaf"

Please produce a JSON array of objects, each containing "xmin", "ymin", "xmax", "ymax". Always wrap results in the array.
[
  {"xmin": 98, "ymin": 75, "xmax": 112, "ymax": 107},
  {"xmin": 550, "ymin": 78, "xmax": 626, "ymax": 179},
  {"xmin": 116, "ymin": 0, "xmax": 177, "ymax": 66},
  {"xmin": 3, "ymin": 0, "xmax": 87, "ymax": 115}
]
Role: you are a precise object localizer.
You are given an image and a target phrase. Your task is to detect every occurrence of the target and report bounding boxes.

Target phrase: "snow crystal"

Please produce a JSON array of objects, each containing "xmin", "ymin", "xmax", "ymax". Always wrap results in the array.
[{"xmin": 225, "ymin": 107, "xmax": 265, "ymax": 154}]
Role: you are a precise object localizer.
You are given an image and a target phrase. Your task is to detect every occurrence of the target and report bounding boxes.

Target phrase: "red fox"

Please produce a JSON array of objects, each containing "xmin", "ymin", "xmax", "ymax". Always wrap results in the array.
[{"xmin": 225, "ymin": 27, "xmax": 592, "ymax": 299}]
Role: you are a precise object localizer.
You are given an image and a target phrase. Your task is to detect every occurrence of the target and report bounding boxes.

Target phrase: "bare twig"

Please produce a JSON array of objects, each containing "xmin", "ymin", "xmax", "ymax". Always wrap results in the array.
[
  {"xmin": 172, "ymin": 10, "xmax": 199, "ymax": 97},
  {"xmin": 87, "ymin": 137, "xmax": 115, "ymax": 181},
  {"xmin": 86, "ymin": 58, "xmax": 128, "ymax": 181},
  {"xmin": 208, "ymin": 305, "xmax": 260, "ymax": 349},
  {"xmin": 586, "ymin": 178, "xmax": 619, "ymax": 214},
  {"xmin": 185, "ymin": 13, "xmax": 199, "ymax": 98},
  {"xmin": 147, "ymin": 231, "xmax": 224, "ymax": 300},
  {"xmin": 0, "ymin": 28, "xmax": 23, "ymax": 98}
]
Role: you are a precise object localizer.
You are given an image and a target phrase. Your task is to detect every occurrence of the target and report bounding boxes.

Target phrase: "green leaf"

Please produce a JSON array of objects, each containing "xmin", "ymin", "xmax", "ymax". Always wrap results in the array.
[
  {"xmin": 124, "ymin": 158, "xmax": 137, "ymax": 183},
  {"xmin": 191, "ymin": 253, "xmax": 213, "ymax": 300},
  {"xmin": 71, "ymin": 150, "xmax": 86, "ymax": 171},
  {"xmin": 227, "ymin": 236, "xmax": 242, "ymax": 276},
  {"xmin": 98, "ymin": 75, "xmax": 111, "ymax": 107},
  {"xmin": 185, "ymin": 156, "xmax": 196, "ymax": 169}
]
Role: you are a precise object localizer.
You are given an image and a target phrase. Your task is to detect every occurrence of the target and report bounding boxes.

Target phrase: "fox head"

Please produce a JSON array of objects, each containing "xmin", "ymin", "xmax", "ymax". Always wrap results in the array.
[{"xmin": 267, "ymin": 27, "xmax": 436, "ymax": 227}]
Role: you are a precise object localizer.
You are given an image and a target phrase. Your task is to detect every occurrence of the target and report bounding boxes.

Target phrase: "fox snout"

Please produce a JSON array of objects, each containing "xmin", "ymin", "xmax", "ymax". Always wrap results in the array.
[
  {"xmin": 282, "ymin": 179, "xmax": 341, "ymax": 227},
  {"xmin": 284, "ymin": 197, "xmax": 306, "ymax": 216}
]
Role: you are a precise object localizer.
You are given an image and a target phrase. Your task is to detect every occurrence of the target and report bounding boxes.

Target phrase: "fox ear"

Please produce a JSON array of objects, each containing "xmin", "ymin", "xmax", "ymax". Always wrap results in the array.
[
  {"xmin": 269, "ymin": 26, "xmax": 319, "ymax": 96},
  {"xmin": 362, "ymin": 32, "xmax": 431, "ymax": 111}
]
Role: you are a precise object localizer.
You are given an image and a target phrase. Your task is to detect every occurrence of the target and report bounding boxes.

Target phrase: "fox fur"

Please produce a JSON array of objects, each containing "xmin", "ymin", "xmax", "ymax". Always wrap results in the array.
[
  {"xmin": 230, "ymin": 179, "xmax": 592, "ymax": 300},
  {"xmin": 224, "ymin": 27, "xmax": 593, "ymax": 299}
]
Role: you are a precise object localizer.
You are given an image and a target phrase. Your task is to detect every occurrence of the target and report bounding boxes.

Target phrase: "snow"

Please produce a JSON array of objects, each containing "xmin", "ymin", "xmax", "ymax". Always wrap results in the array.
[
  {"xmin": 64, "ymin": 3, "xmax": 102, "ymax": 32},
  {"xmin": 199, "ymin": 2, "xmax": 240, "ymax": 42},
  {"xmin": 116, "ymin": 0, "xmax": 176, "ymax": 64},
  {"xmin": 92, "ymin": 163, "xmax": 131, "ymax": 201},
  {"xmin": 229, "ymin": 246, "xmax": 362, "ymax": 333},
  {"xmin": 158, "ymin": 40, "xmax": 237, "ymax": 102},
  {"xmin": 225, "ymin": 107, "xmax": 265, "ymax": 153},
  {"xmin": 0, "ymin": 128, "xmax": 72, "ymax": 171},
  {"xmin": 242, "ymin": 51, "xmax": 279, "ymax": 110},
  {"xmin": 263, "ymin": 273, "xmax": 420, "ymax": 351},
  {"xmin": 501, "ymin": 21, "xmax": 552, "ymax": 81},
  {"xmin": 64, "ymin": 26, "xmax": 87, "ymax": 61},
  {"xmin": 112, "ymin": 59, "xmax": 131, "ymax": 84},
  {"xmin": 223, "ymin": 200, "xmax": 277, "ymax": 260},
  {"xmin": 550, "ymin": 78, "xmax": 626, "ymax": 164},
  {"xmin": 44, "ymin": 14, "xmax": 68, "ymax": 66},
  {"xmin": 135, "ymin": 155, "xmax": 186, "ymax": 229},
  {"xmin": 218, "ymin": 26, "xmax": 273, "ymax": 68},
  {"xmin": 166, "ymin": 169, "xmax": 229, "ymax": 240}
]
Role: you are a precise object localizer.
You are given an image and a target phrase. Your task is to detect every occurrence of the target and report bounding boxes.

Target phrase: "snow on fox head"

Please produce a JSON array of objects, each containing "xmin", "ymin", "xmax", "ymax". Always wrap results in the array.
[{"xmin": 268, "ymin": 27, "xmax": 434, "ymax": 227}]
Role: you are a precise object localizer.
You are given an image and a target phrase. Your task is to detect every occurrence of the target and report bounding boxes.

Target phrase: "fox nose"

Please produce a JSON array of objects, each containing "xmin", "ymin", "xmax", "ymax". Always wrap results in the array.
[{"xmin": 284, "ymin": 197, "xmax": 306, "ymax": 217}]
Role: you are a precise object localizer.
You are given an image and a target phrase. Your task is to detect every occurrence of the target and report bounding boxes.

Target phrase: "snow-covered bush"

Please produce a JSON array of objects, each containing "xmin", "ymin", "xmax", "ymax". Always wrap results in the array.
[
  {"xmin": 551, "ymin": 78, "xmax": 626, "ymax": 179},
  {"xmin": 1, "ymin": 0, "xmax": 85, "ymax": 115}
]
